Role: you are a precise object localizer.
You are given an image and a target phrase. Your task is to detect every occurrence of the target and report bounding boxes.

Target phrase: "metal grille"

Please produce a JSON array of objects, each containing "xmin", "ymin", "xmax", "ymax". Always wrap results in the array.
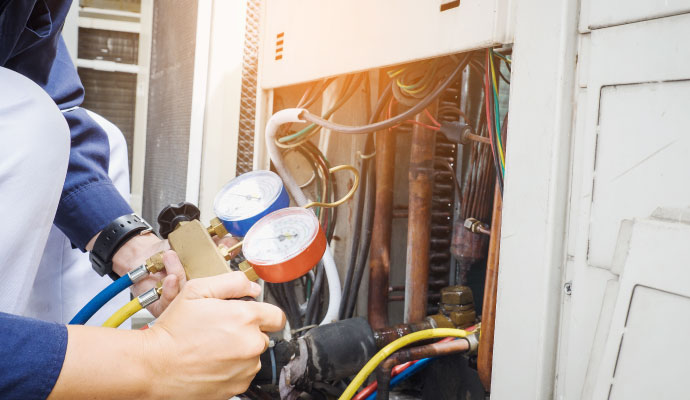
[
  {"xmin": 78, "ymin": 68, "xmax": 137, "ymax": 175},
  {"xmin": 78, "ymin": 28, "xmax": 139, "ymax": 64},
  {"xmin": 235, "ymin": 0, "xmax": 262, "ymax": 175}
]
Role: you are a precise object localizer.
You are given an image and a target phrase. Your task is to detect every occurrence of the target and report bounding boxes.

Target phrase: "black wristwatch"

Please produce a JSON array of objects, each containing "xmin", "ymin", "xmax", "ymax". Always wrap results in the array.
[{"xmin": 89, "ymin": 213, "xmax": 154, "ymax": 281}]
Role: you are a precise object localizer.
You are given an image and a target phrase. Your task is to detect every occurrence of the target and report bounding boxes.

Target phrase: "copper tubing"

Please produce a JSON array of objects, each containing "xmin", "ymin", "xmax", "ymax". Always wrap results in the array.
[
  {"xmin": 367, "ymin": 129, "xmax": 397, "ymax": 329},
  {"xmin": 375, "ymin": 338, "xmax": 470, "ymax": 400},
  {"xmin": 478, "ymin": 182, "xmax": 502, "ymax": 391},
  {"xmin": 404, "ymin": 108, "xmax": 437, "ymax": 323}
]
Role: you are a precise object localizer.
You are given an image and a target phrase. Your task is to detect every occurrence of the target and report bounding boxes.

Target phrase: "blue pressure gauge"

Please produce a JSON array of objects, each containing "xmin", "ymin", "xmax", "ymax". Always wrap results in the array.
[{"xmin": 213, "ymin": 170, "xmax": 290, "ymax": 237}]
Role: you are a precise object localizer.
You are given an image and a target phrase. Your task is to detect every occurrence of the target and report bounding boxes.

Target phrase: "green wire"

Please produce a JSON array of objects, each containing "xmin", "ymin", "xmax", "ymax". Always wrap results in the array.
[
  {"xmin": 490, "ymin": 51, "xmax": 505, "ymax": 175},
  {"xmin": 306, "ymin": 276, "xmax": 312, "ymax": 303},
  {"xmin": 279, "ymin": 74, "xmax": 358, "ymax": 143}
]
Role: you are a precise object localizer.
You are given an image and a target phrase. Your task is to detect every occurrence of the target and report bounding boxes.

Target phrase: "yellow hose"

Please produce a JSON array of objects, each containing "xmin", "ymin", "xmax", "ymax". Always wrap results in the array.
[
  {"xmin": 102, "ymin": 297, "xmax": 142, "ymax": 328},
  {"xmin": 339, "ymin": 328, "xmax": 469, "ymax": 400}
]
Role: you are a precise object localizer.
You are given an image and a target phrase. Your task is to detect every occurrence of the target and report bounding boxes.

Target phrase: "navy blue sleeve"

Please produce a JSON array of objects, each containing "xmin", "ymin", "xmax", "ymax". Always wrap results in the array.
[
  {"xmin": 0, "ymin": 312, "xmax": 68, "ymax": 400},
  {"xmin": 3, "ymin": 1, "xmax": 133, "ymax": 250}
]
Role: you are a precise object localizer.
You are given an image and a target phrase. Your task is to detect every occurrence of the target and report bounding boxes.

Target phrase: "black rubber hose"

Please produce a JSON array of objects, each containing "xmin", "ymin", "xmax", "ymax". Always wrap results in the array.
[
  {"xmin": 339, "ymin": 84, "xmax": 392, "ymax": 319},
  {"xmin": 345, "ymin": 157, "xmax": 376, "ymax": 319},
  {"xmin": 304, "ymin": 262, "xmax": 325, "ymax": 326}
]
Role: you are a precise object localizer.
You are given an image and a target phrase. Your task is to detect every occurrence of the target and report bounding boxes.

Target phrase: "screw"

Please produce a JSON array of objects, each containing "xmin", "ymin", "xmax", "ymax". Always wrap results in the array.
[{"xmin": 564, "ymin": 281, "xmax": 572, "ymax": 296}]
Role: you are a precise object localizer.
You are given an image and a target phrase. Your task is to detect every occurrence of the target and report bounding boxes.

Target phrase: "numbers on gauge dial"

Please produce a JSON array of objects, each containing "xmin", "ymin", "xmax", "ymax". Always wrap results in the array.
[
  {"xmin": 244, "ymin": 211, "xmax": 318, "ymax": 264},
  {"xmin": 214, "ymin": 172, "xmax": 282, "ymax": 220}
]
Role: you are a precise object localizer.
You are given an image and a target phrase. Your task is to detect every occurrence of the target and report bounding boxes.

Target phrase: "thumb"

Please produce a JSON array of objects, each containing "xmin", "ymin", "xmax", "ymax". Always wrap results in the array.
[
  {"xmin": 157, "ymin": 274, "xmax": 180, "ymax": 310},
  {"xmin": 182, "ymin": 271, "xmax": 261, "ymax": 300}
]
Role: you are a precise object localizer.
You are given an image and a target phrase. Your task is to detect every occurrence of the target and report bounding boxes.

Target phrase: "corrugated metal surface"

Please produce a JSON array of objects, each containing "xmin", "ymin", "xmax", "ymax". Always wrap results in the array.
[
  {"xmin": 78, "ymin": 68, "xmax": 137, "ymax": 174},
  {"xmin": 143, "ymin": 0, "xmax": 198, "ymax": 228},
  {"xmin": 235, "ymin": 0, "xmax": 261, "ymax": 175},
  {"xmin": 78, "ymin": 28, "xmax": 139, "ymax": 64}
]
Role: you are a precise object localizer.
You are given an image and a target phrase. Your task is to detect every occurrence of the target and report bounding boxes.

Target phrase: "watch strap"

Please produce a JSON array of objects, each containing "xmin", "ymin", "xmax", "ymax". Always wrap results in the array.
[{"xmin": 89, "ymin": 213, "xmax": 153, "ymax": 280}]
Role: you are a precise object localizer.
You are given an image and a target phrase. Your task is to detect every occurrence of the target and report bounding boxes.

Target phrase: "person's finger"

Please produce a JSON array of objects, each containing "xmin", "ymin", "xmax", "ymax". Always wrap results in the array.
[
  {"xmin": 162, "ymin": 250, "xmax": 187, "ymax": 287},
  {"xmin": 158, "ymin": 274, "xmax": 180, "ymax": 309},
  {"xmin": 183, "ymin": 272, "xmax": 261, "ymax": 300},
  {"xmin": 228, "ymin": 301, "xmax": 285, "ymax": 333}
]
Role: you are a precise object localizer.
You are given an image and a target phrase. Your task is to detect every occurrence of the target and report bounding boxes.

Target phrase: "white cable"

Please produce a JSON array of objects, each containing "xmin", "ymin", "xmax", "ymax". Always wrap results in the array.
[{"xmin": 265, "ymin": 109, "xmax": 342, "ymax": 325}]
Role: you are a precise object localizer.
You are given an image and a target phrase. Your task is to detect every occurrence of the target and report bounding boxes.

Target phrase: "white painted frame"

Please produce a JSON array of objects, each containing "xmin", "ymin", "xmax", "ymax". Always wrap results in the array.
[
  {"xmin": 185, "ymin": 0, "xmax": 213, "ymax": 205},
  {"xmin": 490, "ymin": 0, "xmax": 579, "ymax": 398}
]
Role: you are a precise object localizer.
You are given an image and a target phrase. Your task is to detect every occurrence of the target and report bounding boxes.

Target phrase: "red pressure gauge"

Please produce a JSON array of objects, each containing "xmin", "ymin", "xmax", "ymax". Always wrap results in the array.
[{"xmin": 242, "ymin": 207, "xmax": 327, "ymax": 283}]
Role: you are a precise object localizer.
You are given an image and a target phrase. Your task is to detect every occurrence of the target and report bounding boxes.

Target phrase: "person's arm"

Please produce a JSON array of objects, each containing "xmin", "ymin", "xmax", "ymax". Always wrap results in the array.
[{"xmin": 51, "ymin": 268, "xmax": 285, "ymax": 399}]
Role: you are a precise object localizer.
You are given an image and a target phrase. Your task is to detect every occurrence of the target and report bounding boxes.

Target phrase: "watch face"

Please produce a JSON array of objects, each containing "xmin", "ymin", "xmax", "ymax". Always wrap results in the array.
[
  {"xmin": 214, "ymin": 170, "xmax": 285, "ymax": 222},
  {"xmin": 242, "ymin": 207, "xmax": 320, "ymax": 265}
]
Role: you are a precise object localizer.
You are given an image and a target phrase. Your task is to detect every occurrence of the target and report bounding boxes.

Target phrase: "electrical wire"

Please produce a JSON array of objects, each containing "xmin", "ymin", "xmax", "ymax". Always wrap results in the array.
[
  {"xmin": 70, "ymin": 273, "xmax": 134, "ymax": 325},
  {"xmin": 265, "ymin": 109, "xmax": 343, "ymax": 325},
  {"xmin": 342, "ymin": 83, "xmax": 393, "ymax": 319},
  {"xmin": 352, "ymin": 360, "xmax": 418, "ymax": 400},
  {"xmin": 489, "ymin": 50, "xmax": 505, "ymax": 171},
  {"xmin": 278, "ymin": 73, "xmax": 364, "ymax": 146},
  {"xmin": 301, "ymin": 54, "xmax": 470, "ymax": 135},
  {"xmin": 338, "ymin": 328, "xmax": 469, "ymax": 400},
  {"xmin": 483, "ymin": 50, "xmax": 504, "ymax": 193},
  {"xmin": 363, "ymin": 358, "xmax": 434, "ymax": 400}
]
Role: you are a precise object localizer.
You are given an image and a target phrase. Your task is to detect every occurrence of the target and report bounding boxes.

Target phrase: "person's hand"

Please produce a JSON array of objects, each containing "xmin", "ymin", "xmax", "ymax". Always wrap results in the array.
[
  {"xmin": 107, "ymin": 232, "xmax": 241, "ymax": 317},
  {"xmin": 52, "ymin": 262, "xmax": 285, "ymax": 400},
  {"xmin": 143, "ymin": 269, "xmax": 286, "ymax": 398}
]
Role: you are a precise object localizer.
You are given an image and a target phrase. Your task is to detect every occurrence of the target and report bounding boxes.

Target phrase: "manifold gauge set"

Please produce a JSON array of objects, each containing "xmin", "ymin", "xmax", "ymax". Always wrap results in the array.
[{"xmin": 213, "ymin": 170, "xmax": 327, "ymax": 282}]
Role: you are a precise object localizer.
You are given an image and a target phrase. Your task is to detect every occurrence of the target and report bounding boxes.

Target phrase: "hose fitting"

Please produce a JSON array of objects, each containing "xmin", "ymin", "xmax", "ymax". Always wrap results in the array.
[
  {"xmin": 127, "ymin": 264, "xmax": 149, "ymax": 283},
  {"xmin": 138, "ymin": 287, "xmax": 161, "ymax": 308}
]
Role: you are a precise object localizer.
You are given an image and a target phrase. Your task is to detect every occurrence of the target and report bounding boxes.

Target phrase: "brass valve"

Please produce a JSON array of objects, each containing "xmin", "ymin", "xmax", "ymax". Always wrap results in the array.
[{"xmin": 207, "ymin": 217, "xmax": 229, "ymax": 238}]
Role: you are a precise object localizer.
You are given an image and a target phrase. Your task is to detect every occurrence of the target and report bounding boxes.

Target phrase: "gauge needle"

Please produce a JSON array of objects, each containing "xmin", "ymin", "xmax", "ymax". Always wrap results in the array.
[
  {"xmin": 255, "ymin": 233, "xmax": 298, "ymax": 242},
  {"xmin": 226, "ymin": 193, "xmax": 261, "ymax": 200}
]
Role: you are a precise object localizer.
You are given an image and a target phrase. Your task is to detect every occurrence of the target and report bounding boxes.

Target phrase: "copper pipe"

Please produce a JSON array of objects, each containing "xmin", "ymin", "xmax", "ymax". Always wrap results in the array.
[
  {"xmin": 404, "ymin": 107, "xmax": 437, "ymax": 323},
  {"xmin": 478, "ymin": 182, "xmax": 502, "ymax": 391},
  {"xmin": 367, "ymin": 129, "xmax": 396, "ymax": 329},
  {"xmin": 375, "ymin": 338, "xmax": 470, "ymax": 400}
]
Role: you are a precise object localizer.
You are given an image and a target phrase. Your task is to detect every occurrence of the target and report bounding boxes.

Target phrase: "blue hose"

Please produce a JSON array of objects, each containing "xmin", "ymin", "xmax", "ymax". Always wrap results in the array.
[
  {"xmin": 69, "ymin": 274, "xmax": 134, "ymax": 325},
  {"xmin": 364, "ymin": 358, "xmax": 434, "ymax": 400}
]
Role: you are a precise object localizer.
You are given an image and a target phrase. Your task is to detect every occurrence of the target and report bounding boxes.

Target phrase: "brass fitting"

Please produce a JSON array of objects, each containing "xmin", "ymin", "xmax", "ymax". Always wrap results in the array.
[
  {"xmin": 464, "ymin": 218, "xmax": 491, "ymax": 236},
  {"xmin": 145, "ymin": 251, "xmax": 166, "ymax": 273},
  {"xmin": 218, "ymin": 244, "xmax": 233, "ymax": 261},
  {"xmin": 238, "ymin": 260, "xmax": 259, "ymax": 282},
  {"xmin": 430, "ymin": 285, "xmax": 477, "ymax": 329},
  {"xmin": 207, "ymin": 217, "xmax": 229, "ymax": 238},
  {"xmin": 440, "ymin": 285, "xmax": 474, "ymax": 306}
]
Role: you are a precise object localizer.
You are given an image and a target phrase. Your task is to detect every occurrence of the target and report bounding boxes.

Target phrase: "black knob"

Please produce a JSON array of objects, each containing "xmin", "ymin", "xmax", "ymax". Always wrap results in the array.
[{"xmin": 157, "ymin": 202, "xmax": 201, "ymax": 239}]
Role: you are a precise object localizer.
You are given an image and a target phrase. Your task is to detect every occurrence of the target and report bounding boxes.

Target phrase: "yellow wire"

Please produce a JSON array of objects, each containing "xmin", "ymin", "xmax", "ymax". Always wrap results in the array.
[
  {"xmin": 102, "ymin": 297, "xmax": 143, "ymax": 328},
  {"xmin": 489, "ymin": 54, "xmax": 506, "ymax": 168},
  {"xmin": 339, "ymin": 328, "xmax": 469, "ymax": 400},
  {"xmin": 303, "ymin": 164, "xmax": 360, "ymax": 210},
  {"xmin": 387, "ymin": 68, "xmax": 405, "ymax": 78}
]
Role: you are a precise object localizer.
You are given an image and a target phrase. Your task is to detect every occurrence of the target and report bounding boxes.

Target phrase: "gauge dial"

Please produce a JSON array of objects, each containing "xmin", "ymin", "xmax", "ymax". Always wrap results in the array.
[
  {"xmin": 243, "ymin": 207, "xmax": 326, "ymax": 283},
  {"xmin": 213, "ymin": 170, "xmax": 289, "ymax": 236}
]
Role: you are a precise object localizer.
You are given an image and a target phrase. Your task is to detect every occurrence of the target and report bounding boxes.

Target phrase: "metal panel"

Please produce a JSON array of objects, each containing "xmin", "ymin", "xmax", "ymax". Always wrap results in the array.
[
  {"xmin": 142, "ymin": 0, "xmax": 198, "ymax": 229},
  {"xmin": 608, "ymin": 286, "xmax": 690, "ymax": 399},
  {"xmin": 590, "ymin": 215, "xmax": 690, "ymax": 398},
  {"xmin": 583, "ymin": 0, "xmax": 690, "ymax": 30},
  {"xmin": 588, "ymin": 81, "xmax": 690, "ymax": 268},
  {"xmin": 259, "ymin": 0, "xmax": 514, "ymax": 88},
  {"xmin": 559, "ymin": 12, "xmax": 690, "ymax": 400}
]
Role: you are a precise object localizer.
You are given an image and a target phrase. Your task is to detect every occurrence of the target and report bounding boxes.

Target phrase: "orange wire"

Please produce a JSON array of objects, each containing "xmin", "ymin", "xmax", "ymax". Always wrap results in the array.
[{"xmin": 423, "ymin": 108, "xmax": 441, "ymax": 127}]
